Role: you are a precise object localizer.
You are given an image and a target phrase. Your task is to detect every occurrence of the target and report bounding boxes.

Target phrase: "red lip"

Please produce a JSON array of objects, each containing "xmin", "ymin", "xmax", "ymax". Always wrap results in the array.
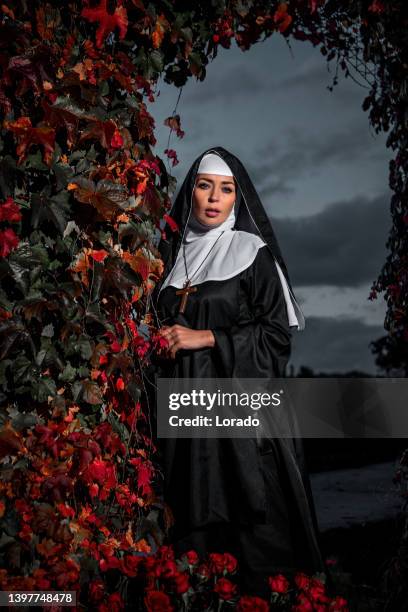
[{"xmin": 205, "ymin": 208, "xmax": 220, "ymax": 212}]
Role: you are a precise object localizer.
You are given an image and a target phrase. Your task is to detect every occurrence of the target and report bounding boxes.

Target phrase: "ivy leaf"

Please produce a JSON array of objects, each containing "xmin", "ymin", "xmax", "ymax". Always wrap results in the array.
[
  {"xmin": 36, "ymin": 377, "xmax": 57, "ymax": 402},
  {"xmin": 122, "ymin": 248, "xmax": 163, "ymax": 283},
  {"xmin": 102, "ymin": 256, "xmax": 140, "ymax": 298},
  {"xmin": 20, "ymin": 297, "xmax": 49, "ymax": 322},
  {"xmin": 59, "ymin": 362, "xmax": 77, "ymax": 382},
  {"xmin": 35, "ymin": 5, "xmax": 61, "ymax": 40},
  {"xmin": 0, "ymin": 421, "xmax": 27, "ymax": 459},
  {"xmin": 81, "ymin": 0, "xmax": 128, "ymax": 49},
  {"xmin": 52, "ymin": 161, "xmax": 74, "ymax": 191},
  {"xmin": 4, "ymin": 117, "xmax": 56, "ymax": 166},
  {"xmin": 163, "ymin": 114, "xmax": 185, "ymax": 138},
  {"xmin": 141, "ymin": 183, "xmax": 162, "ymax": 216},
  {"xmin": 0, "ymin": 320, "xmax": 26, "ymax": 360},
  {"xmin": 41, "ymin": 323, "xmax": 54, "ymax": 338},
  {"xmin": 77, "ymin": 336, "xmax": 94, "ymax": 360},
  {"xmin": 0, "ymin": 155, "xmax": 18, "ymax": 198},
  {"xmin": 70, "ymin": 178, "xmax": 129, "ymax": 222},
  {"xmin": 4, "ymin": 406, "xmax": 38, "ymax": 431},
  {"xmin": 149, "ymin": 49, "xmax": 164, "ymax": 73},
  {"xmin": 78, "ymin": 118, "xmax": 116, "ymax": 150},
  {"xmin": 44, "ymin": 96, "xmax": 95, "ymax": 130},
  {"xmin": 81, "ymin": 379, "xmax": 103, "ymax": 405},
  {"xmin": 30, "ymin": 191, "xmax": 71, "ymax": 234}
]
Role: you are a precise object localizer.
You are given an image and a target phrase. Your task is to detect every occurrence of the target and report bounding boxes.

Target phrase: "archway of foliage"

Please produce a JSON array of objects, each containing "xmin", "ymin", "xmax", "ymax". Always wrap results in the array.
[{"xmin": 0, "ymin": 0, "xmax": 406, "ymax": 609}]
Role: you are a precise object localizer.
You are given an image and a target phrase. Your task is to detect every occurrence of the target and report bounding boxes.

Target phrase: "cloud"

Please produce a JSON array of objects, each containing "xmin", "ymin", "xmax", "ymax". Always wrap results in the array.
[
  {"xmin": 271, "ymin": 192, "xmax": 391, "ymax": 286},
  {"xmin": 289, "ymin": 316, "xmax": 385, "ymax": 374},
  {"xmin": 182, "ymin": 63, "xmax": 264, "ymax": 104},
  {"xmin": 249, "ymin": 118, "xmax": 385, "ymax": 197}
]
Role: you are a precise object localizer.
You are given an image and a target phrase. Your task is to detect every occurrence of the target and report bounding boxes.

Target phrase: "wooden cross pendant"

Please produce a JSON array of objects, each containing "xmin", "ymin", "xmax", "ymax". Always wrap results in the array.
[{"xmin": 176, "ymin": 280, "xmax": 197, "ymax": 313}]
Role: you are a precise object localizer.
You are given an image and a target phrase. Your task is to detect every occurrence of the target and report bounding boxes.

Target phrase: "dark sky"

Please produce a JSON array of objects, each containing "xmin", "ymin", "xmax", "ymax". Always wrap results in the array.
[{"xmin": 149, "ymin": 34, "xmax": 393, "ymax": 374}]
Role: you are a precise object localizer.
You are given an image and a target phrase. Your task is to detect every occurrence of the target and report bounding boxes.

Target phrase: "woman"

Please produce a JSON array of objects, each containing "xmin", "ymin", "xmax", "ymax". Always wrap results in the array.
[{"xmin": 149, "ymin": 147, "xmax": 326, "ymax": 597}]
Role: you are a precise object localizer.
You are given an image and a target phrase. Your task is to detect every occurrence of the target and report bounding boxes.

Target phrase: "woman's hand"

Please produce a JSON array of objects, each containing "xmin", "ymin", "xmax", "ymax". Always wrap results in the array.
[{"xmin": 159, "ymin": 324, "xmax": 215, "ymax": 359}]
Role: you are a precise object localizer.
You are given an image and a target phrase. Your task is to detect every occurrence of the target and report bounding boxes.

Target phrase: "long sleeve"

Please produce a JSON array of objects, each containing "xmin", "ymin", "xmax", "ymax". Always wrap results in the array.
[{"xmin": 211, "ymin": 245, "xmax": 292, "ymax": 378}]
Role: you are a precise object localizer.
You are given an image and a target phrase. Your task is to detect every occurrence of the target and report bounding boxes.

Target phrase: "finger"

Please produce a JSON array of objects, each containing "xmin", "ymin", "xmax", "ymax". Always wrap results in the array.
[
  {"xmin": 160, "ymin": 329, "xmax": 173, "ymax": 339},
  {"xmin": 170, "ymin": 340, "xmax": 180, "ymax": 358}
]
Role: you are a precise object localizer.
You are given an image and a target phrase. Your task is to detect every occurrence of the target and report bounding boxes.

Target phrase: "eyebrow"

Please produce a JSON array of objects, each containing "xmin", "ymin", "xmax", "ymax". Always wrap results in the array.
[{"xmin": 196, "ymin": 177, "xmax": 235, "ymax": 185}]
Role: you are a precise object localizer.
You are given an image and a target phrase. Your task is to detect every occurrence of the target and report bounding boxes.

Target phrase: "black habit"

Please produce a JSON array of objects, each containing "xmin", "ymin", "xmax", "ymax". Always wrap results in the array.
[{"xmin": 148, "ymin": 146, "xmax": 327, "ymax": 597}]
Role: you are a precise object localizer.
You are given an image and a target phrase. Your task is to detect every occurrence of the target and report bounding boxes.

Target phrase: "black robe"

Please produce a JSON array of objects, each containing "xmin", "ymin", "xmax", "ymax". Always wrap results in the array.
[{"xmin": 148, "ymin": 147, "xmax": 327, "ymax": 597}]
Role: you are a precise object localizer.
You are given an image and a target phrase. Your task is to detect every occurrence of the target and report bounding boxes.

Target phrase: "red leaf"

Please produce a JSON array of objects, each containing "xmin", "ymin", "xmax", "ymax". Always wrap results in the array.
[
  {"xmin": 164, "ymin": 148, "xmax": 179, "ymax": 167},
  {"xmin": 4, "ymin": 117, "xmax": 56, "ymax": 166},
  {"xmin": 81, "ymin": 0, "xmax": 128, "ymax": 49},
  {"xmin": 0, "ymin": 227, "xmax": 19, "ymax": 258},
  {"xmin": 163, "ymin": 213, "xmax": 179, "ymax": 232},
  {"xmin": 0, "ymin": 421, "xmax": 27, "ymax": 458},
  {"xmin": 110, "ymin": 128, "xmax": 124, "ymax": 149},
  {"xmin": 164, "ymin": 114, "xmax": 185, "ymax": 138},
  {"xmin": 368, "ymin": 0, "xmax": 385, "ymax": 13},
  {"xmin": 273, "ymin": 3, "xmax": 292, "ymax": 32},
  {"xmin": 70, "ymin": 178, "xmax": 128, "ymax": 221},
  {"xmin": 116, "ymin": 377, "xmax": 125, "ymax": 391},
  {"xmin": 0, "ymin": 197, "xmax": 21, "ymax": 223},
  {"xmin": 78, "ymin": 118, "xmax": 116, "ymax": 150},
  {"xmin": 89, "ymin": 249, "xmax": 109, "ymax": 262}
]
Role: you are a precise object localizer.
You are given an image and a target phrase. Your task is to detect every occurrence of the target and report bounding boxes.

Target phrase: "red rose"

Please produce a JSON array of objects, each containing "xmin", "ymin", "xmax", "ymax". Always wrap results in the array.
[
  {"xmin": 156, "ymin": 545, "xmax": 175, "ymax": 561},
  {"xmin": 88, "ymin": 579, "xmax": 105, "ymax": 603},
  {"xmin": 0, "ymin": 227, "xmax": 19, "ymax": 257},
  {"xmin": 294, "ymin": 572, "xmax": 311, "ymax": 591},
  {"xmin": 292, "ymin": 593, "xmax": 314, "ymax": 611},
  {"xmin": 208, "ymin": 552, "xmax": 225, "ymax": 574},
  {"xmin": 106, "ymin": 592, "xmax": 124, "ymax": 612},
  {"xmin": 269, "ymin": 573, "xmax": 289, "ymax": 593},
  {"xmin": 144, "ymin": 590, "xmax": 174, "ymax": 612},
  {"xmin": 172, "ymin": 571, "xmax": 190, "ymax": 594},
  {"xmin": 223, "ymin": 552, "xmax": 238, "ymax": 574},
  {"xmin": 330, "ymin": 596, "xmax": 349, "ymax": 611},
  {"xmin": 0, "ymin": 197, "xmax": 21, "ymax": 223},
  {"xmin": 308, "ymin": 577, "xmax": 330, "ymax": 603},
  {"xmin": 121, "ymin": 554, "xmax": 142, "ymax": 577},
  {"xmin": 237, "ymin": 595, "xmax": 270, "ymax": 612},
  {"xmin": 156, "ymin": 559, "xmax": 178, "ymax": 579},
  {"xmin": 214, "ymin": 577, "xmax": 237, "ymax": 600},
  {"xmin": 144, "ymin": 556, "xmax": 157, "ymax": 575},
  {"xmin": 183, "ymin": 550, "xmax": 199, "ymax": 565}
]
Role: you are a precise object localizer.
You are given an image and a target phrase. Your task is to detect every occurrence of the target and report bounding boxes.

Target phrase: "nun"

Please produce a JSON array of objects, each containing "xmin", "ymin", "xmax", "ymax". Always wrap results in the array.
[{"xmin": 149, "ymin": 147, "xmax": 326, "ymax": 597}]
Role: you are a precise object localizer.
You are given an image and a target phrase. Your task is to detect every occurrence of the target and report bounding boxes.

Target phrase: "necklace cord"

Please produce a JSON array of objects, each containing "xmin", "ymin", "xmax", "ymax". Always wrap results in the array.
[{"xmin": 182, "ymin": 230, "xmax": 226, "ymax": 285}]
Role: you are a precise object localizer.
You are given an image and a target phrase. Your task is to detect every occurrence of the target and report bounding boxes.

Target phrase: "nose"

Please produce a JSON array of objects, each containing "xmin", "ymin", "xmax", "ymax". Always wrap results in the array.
[{"xmin": 208, "ymin": 186, "xmax": 221, "ymax": 202}]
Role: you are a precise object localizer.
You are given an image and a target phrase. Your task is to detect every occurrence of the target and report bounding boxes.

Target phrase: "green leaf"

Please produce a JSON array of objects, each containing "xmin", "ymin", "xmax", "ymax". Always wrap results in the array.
[
  {"xmin": 127, "ymin": 381, "xmax": 141, "ymax": 403},
  {"xmin": 36, "ymin": 377, "xmax": 57, "ymax": 402},
  {"xmin": 149, "ymin": 49, "xmax": 164, "ymax": 73},
  {"xmin": 41, "ymin": 323, "xmax": 54, "ymax": 338},
  {"xmin": 77, "ymin": 366, "xmax": 90, "ymax": 378},
  {"xmin": 6, "ymin": 406, "xmax": 38, "ymax": 431},
  {"xmin": 30, "ymin": 191, "xmax": 71, "ymax": 235},
  {"xmin": 77, "ymin": 336, "xmax": 93, "ymax": 360},
  {"xmin": 52, "ymin": 161, "xmax": 74, "ymax": 191},
  {"xmin": 13, "ymin": 355, "xmax": 36, "ymax": 385},
  {"xmin": 59, "ymin": 362, "xmax": 77, "ymax": 382},
  {"xmin": 23, "ymin": 150, "xmax": 48, "ymax": 171},
  {"xmin": 99, "ymin": 80, "xmax": 110, "ymax": 96}
]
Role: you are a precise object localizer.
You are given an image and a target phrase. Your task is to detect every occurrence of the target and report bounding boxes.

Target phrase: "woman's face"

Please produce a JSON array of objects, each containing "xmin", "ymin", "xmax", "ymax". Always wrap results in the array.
[{"xmin": 192, "ymin": 173, "xmax": 236, "ymax": 226}]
